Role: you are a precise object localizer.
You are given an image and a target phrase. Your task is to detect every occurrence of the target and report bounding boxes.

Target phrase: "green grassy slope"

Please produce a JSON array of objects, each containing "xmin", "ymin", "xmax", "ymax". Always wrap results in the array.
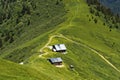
[
  {"xmin": 0, "ymin": 0, "xmax": 120, "ymax": 80},
  {"xmin": 0, "ymin": 0, "xmax": 66, "ymax": 62},
  {"xmin": 0, "ymin": 59, "xmax": 53, "ymax": 80}
]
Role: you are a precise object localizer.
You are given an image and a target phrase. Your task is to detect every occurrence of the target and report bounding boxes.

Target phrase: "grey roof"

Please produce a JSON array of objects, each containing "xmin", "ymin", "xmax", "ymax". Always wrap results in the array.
[
  {"xmin": 54, "ymin": 44, "xmax": 66, "ymax": 51},
  {"xmin": 49, "ymin": 57, "xmax": 63, "ymax": 63}
]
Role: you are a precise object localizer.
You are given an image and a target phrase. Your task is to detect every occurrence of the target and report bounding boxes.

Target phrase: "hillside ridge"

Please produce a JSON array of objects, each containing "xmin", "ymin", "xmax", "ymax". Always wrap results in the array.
[{"xmin": 0, "ymin": 0, "xmax": 120, "ymax": 80}]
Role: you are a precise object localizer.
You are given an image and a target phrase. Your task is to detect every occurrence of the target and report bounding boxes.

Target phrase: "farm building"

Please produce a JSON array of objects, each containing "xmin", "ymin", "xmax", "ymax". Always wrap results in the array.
[
  {"xmin": 48, "ymin": 57, "xmax": 63, "ymax": 65},
  {"xmin": 52, "ymin": 44, "xmax": 67, "ymax": 52}
]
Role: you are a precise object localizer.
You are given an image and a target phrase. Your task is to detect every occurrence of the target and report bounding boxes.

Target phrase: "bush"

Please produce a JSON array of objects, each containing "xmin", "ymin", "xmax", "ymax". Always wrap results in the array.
[{"xmin": 94, "ymin": 18, "xmax": 98, "ymax": 23}]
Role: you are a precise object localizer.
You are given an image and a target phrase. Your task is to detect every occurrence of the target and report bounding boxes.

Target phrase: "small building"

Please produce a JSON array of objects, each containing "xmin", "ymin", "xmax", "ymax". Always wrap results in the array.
[
  {"xmin": 69, "ymin": 65, "xmax": 74, "ymax": 70},
  {"xmin": 19, "ymin": 62, "xmax": 24, "ymax": 65},
  {"xmin": 52, "ymin": 44, "xmax": 67, "ymax": 52},
  {"xmin": 48, "ymin": 57, "xmax": 63, "ymax": 65}
]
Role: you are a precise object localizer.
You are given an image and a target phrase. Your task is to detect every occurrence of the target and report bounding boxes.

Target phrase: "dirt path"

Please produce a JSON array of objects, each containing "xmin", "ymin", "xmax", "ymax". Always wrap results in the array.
[
  {"xmin": 60, "ymin": 34, "xmax": 120, "ymax": 73},
  {"xmin": 39, "ymin": 34, "xmax": 120, "ymax": 73},
  {"xmin": 90, "ymin": 49, "xmax": 120, "ymax": 73},
  {"xmin": 39, "ymin": 35, "xmax": 61, "ymax": 53},
  {"xmin": 38, "ymin": 0, "xmax": 120, "ymax": 73}
]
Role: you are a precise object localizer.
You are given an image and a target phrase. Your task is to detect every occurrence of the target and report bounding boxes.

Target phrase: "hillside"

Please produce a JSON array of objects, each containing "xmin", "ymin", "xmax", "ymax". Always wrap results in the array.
[
  {"xmin": 0, "ymin": 0, "xmax": 65, "ymax": 48},
  {"xmin": 0, "ymin": 0, "xmax": 66, "ymax": 62},
  {"xmin": 0, "ymin": 0, "xmax": 120, "ymax": 80}
]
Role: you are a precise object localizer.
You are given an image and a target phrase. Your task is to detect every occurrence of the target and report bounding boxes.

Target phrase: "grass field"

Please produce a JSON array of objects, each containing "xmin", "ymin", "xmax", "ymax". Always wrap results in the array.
[{"xmin": 0, "ymin": 0, "xmax": 120, "ymax": 80}]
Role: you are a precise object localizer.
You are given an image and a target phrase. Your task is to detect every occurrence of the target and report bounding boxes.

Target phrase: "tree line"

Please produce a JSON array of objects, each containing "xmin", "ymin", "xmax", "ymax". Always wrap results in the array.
[
  {"xmin": 0, "ymin": 0, "xmax": 36, "ymax": 49},
  {"xmin": 0, "ymin": 0, "xmax": 65, "ymax": 50},
  {"xmin": 86, "ymin": 0, "xmax": 120, "ymax": 31}
]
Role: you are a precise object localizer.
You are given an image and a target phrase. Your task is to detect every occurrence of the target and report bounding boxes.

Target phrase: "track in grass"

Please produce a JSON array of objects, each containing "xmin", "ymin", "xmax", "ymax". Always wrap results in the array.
[{"xmin": 38, "ymin": 34, "xmax": 120, "ymax": 73}]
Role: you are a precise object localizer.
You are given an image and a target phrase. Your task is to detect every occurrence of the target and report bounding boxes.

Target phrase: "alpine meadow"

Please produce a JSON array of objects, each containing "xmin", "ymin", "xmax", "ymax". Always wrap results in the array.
[{"xmin": 0, "ymin": 0, "xmax": 120, "ymax": 80}]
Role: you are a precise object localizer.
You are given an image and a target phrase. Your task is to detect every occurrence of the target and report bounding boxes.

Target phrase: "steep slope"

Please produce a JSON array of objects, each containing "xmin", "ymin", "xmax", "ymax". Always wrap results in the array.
[
  {"xmin": 0, "ymin": 59, "xmax": 57, "ymax": 80},
  {"xmin": 0, "ymin": 0, "xmax": 120, "ymax": 80},
  {"xmin": 0, "ymin": 0, "xmax": 66, "ymax": 62}
]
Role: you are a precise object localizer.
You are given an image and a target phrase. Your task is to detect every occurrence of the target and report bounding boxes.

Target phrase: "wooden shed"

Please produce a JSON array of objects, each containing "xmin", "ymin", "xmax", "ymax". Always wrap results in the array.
[
  {"xmin": 48, "ymin": 57, "xmax": 63, "ymax": 65},
  {"xmin": 52, "ymin": 44, "xmax": 67, "ymax": 52}
]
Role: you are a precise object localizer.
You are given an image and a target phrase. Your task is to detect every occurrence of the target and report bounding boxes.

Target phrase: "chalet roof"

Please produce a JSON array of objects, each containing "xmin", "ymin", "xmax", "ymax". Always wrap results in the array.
[
  {"xmin": 49, "ymin": 57, "xmax": 63, "ymax": 63},
  {"xmin": 53, "ymin": 44, "xmax": 66, "ymax": 51}
]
